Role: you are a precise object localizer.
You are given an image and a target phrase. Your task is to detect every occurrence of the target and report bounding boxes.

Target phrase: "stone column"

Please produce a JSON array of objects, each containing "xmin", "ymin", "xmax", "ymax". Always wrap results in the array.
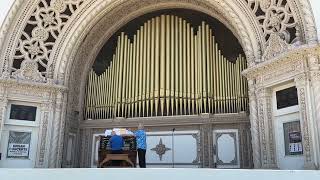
[
  {"xmin": 248, "ymin": 80, "xmax": 261, "ymax": 168},
  {"xmin": 295, "ymin": 74, "xmax": 316, "ymax": 169},
  {"xmin": 256, "ymin": 87, "xmax": 277, "ymax": 168}
]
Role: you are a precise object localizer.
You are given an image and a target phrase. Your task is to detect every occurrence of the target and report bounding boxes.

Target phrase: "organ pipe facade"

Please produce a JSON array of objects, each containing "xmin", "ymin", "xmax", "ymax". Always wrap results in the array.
[{"xmin": 84, "ymin": 15, "xmax": 248, "ymax": 119}]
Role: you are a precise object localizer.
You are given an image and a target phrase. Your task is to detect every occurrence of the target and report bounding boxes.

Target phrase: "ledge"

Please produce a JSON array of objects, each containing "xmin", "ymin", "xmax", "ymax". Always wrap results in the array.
[
  {"xmin": 80, "ymin": 112, "xmax": 249, "ymax": 129},
  {"xmin": 0, "ymin": 168, "xmax": 319, "ymax": 180}
]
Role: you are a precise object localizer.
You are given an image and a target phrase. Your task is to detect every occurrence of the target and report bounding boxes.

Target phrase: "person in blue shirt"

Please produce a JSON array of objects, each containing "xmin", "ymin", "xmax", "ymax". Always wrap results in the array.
[
  {"xmin": 134, "ymin": 123, "xmax": 147, "ymax": 168},
  {"xmin": 109, "ymin": 131, "xmax": 124, "ymax": 166},
  {"xmin": 109, "ymin": 131, "xmax": 124, "ymax": 154}
]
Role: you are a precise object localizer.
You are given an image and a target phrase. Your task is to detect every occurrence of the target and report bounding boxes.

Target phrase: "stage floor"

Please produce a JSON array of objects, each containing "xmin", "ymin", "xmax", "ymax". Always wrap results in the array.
[{"xmin": 0, "ymin": 168, "xmax": 320, "ymax": 180}]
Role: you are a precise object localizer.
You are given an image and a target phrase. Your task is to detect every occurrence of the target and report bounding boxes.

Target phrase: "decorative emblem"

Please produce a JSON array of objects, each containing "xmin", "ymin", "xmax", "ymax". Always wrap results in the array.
[{"xmin": 151, "ymin": 138, "xmax": 171, "ymax": 161}]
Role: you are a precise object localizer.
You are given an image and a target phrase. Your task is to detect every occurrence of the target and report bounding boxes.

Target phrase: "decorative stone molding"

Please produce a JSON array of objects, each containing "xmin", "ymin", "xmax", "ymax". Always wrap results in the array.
[
  {"xmin": 262, "ymin": 33, "xmax": 290, "ymax": 61},
  {"xmin": 247, "ymin": 79, "xmax": 261, "ymax": 168},
  {"xmin": 244, "ymin": 0, "xmax": 301, "ymax": 44},
  {"xmin": 12, "ymin": 60, "xmax": 46, "ymax": 83},
  {"xmin": 296, "ymin": 0, "xmax": 319, "ymax": 44},
  {"xmin": 294, "ymin": 74, "xmax": 316, "ymax": 169},
  {"xmin": 256, "ymin": 87, "xmax": 277, "ymax": 168},
  {"xmin": 0, "ymin": 0, "xmax": 319, "ymax": 169}
]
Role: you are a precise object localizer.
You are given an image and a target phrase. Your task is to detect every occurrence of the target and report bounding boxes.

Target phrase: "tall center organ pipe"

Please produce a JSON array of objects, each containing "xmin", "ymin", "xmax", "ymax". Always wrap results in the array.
[{"xmin": 84, "ymin": 15, "xmax": 248, "ymax": 119}]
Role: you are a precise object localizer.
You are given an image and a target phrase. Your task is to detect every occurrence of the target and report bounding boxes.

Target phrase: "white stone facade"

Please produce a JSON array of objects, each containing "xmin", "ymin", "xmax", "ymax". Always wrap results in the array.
[{"xmin": 0, "ymin": 0, "xmax": 319, "ymax": 169}]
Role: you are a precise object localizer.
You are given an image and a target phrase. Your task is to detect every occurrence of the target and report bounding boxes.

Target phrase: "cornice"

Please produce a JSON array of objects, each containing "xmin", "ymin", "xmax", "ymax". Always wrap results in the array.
[
  {"xmin": 242, "ymin": 44, "xmax": 320, "ymax": 79},
  {"xmin": 0, "ymin": 77, "xmax": 68, "ymax": 93},
  {"xmin": 80, "ymin": 112, "xmax": 249, "ymax": 129}
]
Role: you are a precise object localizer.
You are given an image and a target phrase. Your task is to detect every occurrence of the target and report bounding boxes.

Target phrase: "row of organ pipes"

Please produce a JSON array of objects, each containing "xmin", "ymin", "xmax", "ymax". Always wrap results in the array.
[{"xmin": 84, "ymin": 15, "xmax": 248, "ymax": 119}]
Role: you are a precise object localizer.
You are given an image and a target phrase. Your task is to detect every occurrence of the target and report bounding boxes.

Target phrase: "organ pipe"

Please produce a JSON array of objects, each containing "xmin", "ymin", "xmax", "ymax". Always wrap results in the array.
[{"xmin": 84, "ymin": 15, "xmax": 248, "ymax": 119}]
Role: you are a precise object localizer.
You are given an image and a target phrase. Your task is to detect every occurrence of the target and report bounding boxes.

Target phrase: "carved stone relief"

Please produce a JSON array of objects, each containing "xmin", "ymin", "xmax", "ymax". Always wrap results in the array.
[
  {"xmin": 295, "ymin": 75, "xmax": 316, "ymax": 169},
  {"xmin": 0, "ymin": 0, "xmax": 319, "ymax": 169}
]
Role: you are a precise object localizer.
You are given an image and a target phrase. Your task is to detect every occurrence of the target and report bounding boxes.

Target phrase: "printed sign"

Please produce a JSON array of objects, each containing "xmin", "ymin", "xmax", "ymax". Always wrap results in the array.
[
  {"xmin": 7, "ymin": 131, "xmax": 31, "ymax": 159},
  {"xmin": 7, "ymin": 143, "xmax": 30, "ymax": 158},
  {"xmin": 288, "ymin": 132, "xmax": 303, "ymax": 153}
]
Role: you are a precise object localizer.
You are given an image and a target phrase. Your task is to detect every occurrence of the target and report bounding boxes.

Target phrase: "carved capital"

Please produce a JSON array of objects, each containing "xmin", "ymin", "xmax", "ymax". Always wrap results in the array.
[
  {"xmin": 309, "ymin": 71, "xmax": 320, "ymax": 83},
  {"xmin": 295, "ymin": 74, "xmax": 307, "ymax": 87},
  {"xmin": 256, "ymin": 88, "xmax": 271, "ymax": 99},
  {"xmin": 307, "ymin": 54, "xmax": 319, "ymax": 70}
]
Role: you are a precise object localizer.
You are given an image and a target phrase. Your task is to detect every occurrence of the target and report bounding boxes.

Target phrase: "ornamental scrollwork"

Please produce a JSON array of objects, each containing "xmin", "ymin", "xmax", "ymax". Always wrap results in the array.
[
  {"xmin": 245, "ymin": 0, "xmax": 300, "ymax": 45},
  {"xmin": 11, "ymin": 0, "xmax": 84, "ymax": 81}
]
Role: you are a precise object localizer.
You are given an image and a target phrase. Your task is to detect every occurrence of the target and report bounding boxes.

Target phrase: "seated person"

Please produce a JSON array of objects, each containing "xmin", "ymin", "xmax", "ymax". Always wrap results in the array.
[
  {"xmin": 109, "ymin": 131, "xmax": 124, "ymax": 166},
  {"xmin": 109, "ymin": 130, "xmax": 124, "ymax": 154}
]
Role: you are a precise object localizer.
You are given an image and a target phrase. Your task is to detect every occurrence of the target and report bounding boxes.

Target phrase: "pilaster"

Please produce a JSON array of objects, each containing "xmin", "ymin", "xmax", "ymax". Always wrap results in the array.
[
  {"xmin": 248, "ymin": 79, "xmax": 261, "ymax": 168},
  {"xmin": 308, "ymin": 54, "xmax": 320, "ymax": 169},
  {"xmin": 295, "ymin": 74, "xmax": 316, "ymax": 169},
  {"xmin": 35, "ymin": 100, "xmax": 54, "ymax": 168},
  {"xmin": 256, "ymin": 87, "xmax": 277, "ymax": 169}
]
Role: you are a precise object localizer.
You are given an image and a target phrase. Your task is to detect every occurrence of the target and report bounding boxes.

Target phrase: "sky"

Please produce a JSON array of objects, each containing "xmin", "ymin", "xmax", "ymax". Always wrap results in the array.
[
  {"xmin": 0, "ymin": 0, "xmax": 14, "ymax": 28},
  {"xmin": 0, "ymin": 0, "xmax": 319, "ymax": 41}
]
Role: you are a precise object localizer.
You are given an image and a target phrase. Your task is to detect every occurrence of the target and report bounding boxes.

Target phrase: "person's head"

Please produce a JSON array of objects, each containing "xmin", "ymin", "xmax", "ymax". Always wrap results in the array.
[
  {"xmin": 111, "ymin": 131, "xmax": 116, "ymax": 136},
  {"xmin": 138, "ymin": 123, "xmax": 144, "ymax": 130}
]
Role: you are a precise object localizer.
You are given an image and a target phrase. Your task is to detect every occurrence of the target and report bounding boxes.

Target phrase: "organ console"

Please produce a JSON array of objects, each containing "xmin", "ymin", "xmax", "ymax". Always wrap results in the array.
[{"xmin": 98, "ymin": 135, "xmax": 137, "ymax": 168}]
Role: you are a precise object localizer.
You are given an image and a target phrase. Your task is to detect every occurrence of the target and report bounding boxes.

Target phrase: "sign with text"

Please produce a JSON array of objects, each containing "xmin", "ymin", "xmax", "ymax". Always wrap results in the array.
[
  {"xmin": 7, "ymin": 143, "xmax": 30, "ymax": 158},
  {"xmin": 7, "ymin": 131, "xmax": 31, "ymax": 159},
  {"xmin": 288, "ymin": 132, "xmax": 303, "ymax": 154}
]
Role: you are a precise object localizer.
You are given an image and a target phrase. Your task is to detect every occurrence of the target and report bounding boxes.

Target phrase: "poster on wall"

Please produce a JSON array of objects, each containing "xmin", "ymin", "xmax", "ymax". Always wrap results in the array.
[
  {"xmin": 7, "ymin": 131, "xmax": 31, "ymax": 159},
  {"xmin": 288, "ymin": 131, "xmax": 303, "ymax": 154}
]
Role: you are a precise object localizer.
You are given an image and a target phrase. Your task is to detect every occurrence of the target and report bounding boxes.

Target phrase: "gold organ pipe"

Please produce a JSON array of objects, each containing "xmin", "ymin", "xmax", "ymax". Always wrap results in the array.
[
  {"xmin": 209, "ymin": 30, "xmax": 214, "ymax": 113},
  {"xmin": 142, "ymin": 22, "xmax": 147, "ymax": 117},
  {"xmin": 150, "ymin": 18, "xmax": 155, "ymax": 116},
  {"xmin": 139, "ymin": 26, "xmax": 144, "ymax": 117},
  {"xmin": 155, "ymin": 17, "xmax": 160, "ymax": 116},
  {"xmin": 198, "ymin": 27, "xmax": 203, "ymax": 113},
  {"xmin": 126, "ymin": 37, "xmax": 131, "ymax": 117},
  {"xmin": 206, "ymin": 24, "xmax": 211, "ymax": 113},
  {"xmin": 84, "ymin": 15, "xmax": 249, "ymax": 119},
  {"xmin": 170, "ymin": 15, "xmax": 175, "ymax": 115},
  {"xmin": 135, "ymin": 31, "xmax": 140, "ymax": 117},
  {"xmin": 146, "ymin": 20, "xmax": 151, "ymax": 117},
  {"xmin": 213, "ymin": 43, "xmax": 217, "ymax": 113},
  {"xmin": 121, "ymin": 34, "xmax": 127, "ymax": 117},
  {"xmin": 183, "ymin": 20, "xmax": 187, "ymax": 114},
  {"xmin": 117, "ymin": 33, "xmax": 124, "ymax": 116},
  {"xmin": 175, "ymin": 16, "xmax": 179, "ymax": 115},
  {"xmin": 187, "ymin": 23, "xmax": 191, "ymax": 115},
  {"xmin": 194, "ymin": 33, "xmax": 199, "ymax": 114},
  {"xmin": 132, "ymin": 35, "xmax": 137, "ymax": 117},
  {"xmin": 160, "ymin": 15, "xmax": 166, "ymax": 116},
  {"xmin": 179, "ymin": 18, "xmax": 183, "ymax": 115},
  {"xmin": 190, "ymin": 27, "xmax": 195, "ymax": 114},
  {"xmin": 165, "ymin": 15, "xmax": 171, "ymax": 116}
]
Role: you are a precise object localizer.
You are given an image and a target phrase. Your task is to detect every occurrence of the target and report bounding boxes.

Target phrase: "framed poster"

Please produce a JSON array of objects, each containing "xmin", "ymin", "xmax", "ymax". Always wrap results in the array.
[
  {"xmin": 7, "ymin": 131, "xmax": 31, "ymax": 159},
  {"xmin": 288, "ymin": 132, "xmax": 303, "ymax": 154},
  {"xmin": 283, "ymin": 121, "xmax": 303, "ymax": 156}
]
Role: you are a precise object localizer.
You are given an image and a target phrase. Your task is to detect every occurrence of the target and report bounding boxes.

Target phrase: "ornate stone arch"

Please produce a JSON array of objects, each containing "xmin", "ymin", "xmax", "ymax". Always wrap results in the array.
[{"xmin": 0, "ymin": 0, "xmax": 318, "ymax": 168}]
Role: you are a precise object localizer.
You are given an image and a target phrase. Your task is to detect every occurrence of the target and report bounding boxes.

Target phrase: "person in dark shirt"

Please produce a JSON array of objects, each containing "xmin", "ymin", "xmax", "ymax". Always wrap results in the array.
[{"xmin": 109, "ymin": 131, "xmax": 124, "ymax": 166}]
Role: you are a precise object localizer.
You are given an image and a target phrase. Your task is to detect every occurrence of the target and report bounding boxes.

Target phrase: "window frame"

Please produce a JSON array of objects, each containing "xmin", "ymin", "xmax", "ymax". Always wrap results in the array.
[
  {"xmin": 5, "ymin": 101, "xmax": 40, "ymax": 127},
  {"xmin": 272, "ymin": 83, "xmax": 299, "ymax": 117}
]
